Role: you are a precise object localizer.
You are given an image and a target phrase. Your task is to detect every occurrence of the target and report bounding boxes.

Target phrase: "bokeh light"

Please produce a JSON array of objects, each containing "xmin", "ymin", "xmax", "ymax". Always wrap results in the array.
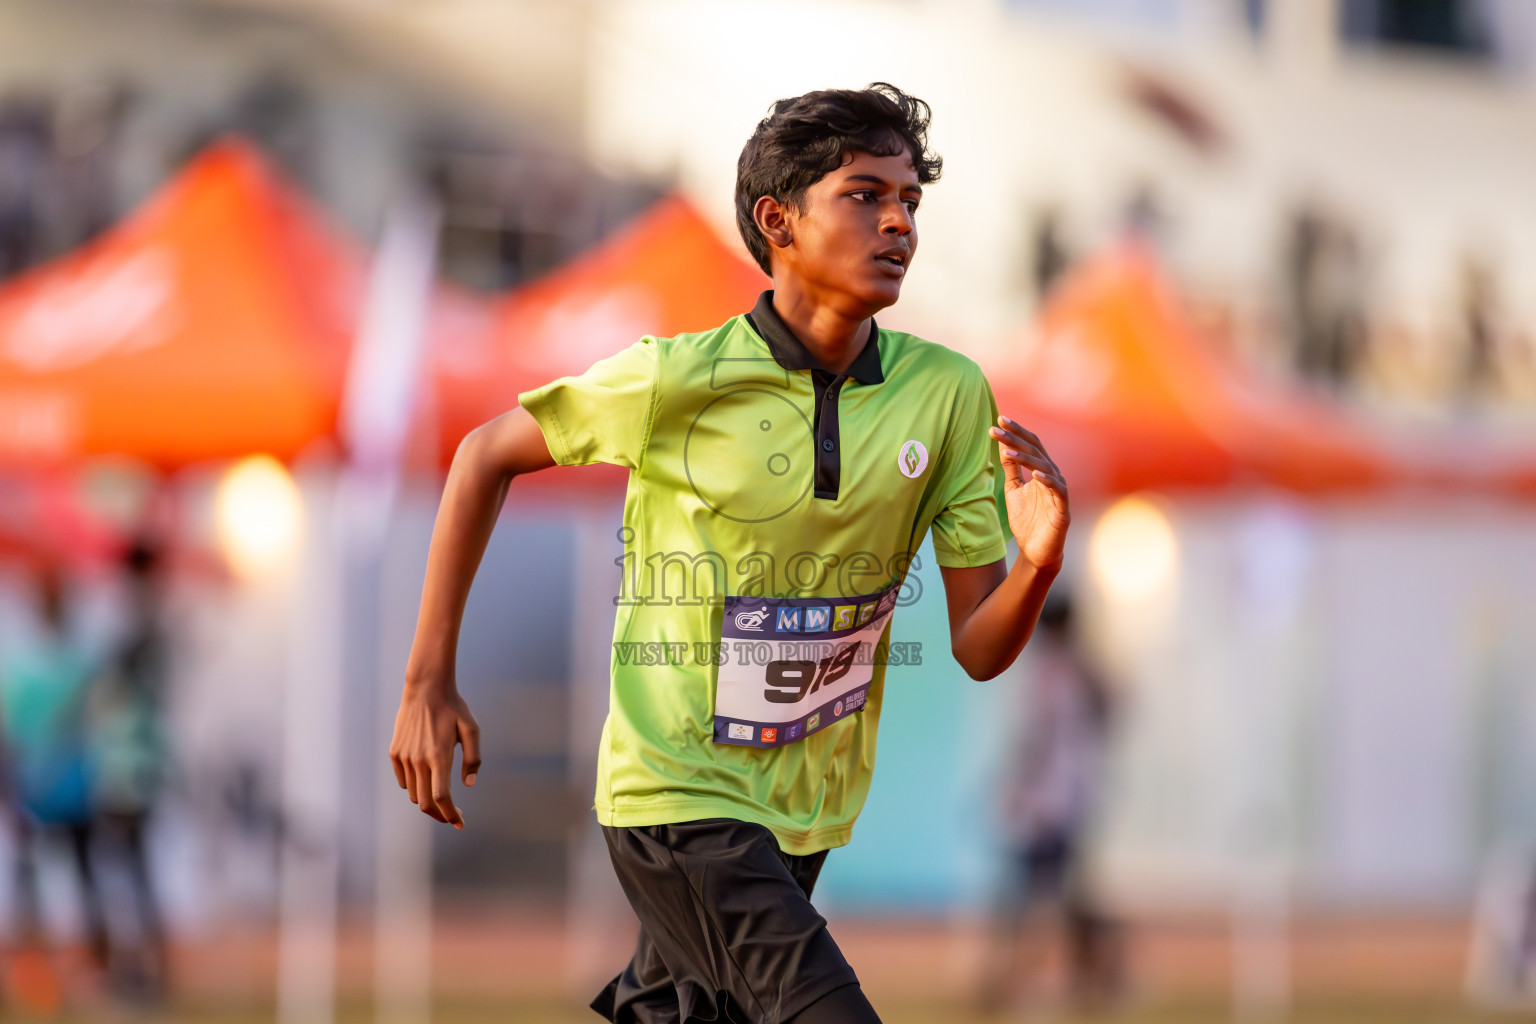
[
  {"xmin": 214, "ymin": 454, "xmax": 302, "ymax": 579},
  {"xmin": 1088, "ymin": 492, "xmax": 1178, "ymax": 605}
]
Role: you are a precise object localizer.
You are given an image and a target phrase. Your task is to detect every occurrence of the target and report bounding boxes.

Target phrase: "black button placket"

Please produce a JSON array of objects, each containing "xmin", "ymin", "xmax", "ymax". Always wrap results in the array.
[
  {"xmin": 745, "ymin": 291, "xmax": 883, "ymax": 506},
  {"xmin": 811, "ymin": 370, "xmax": 847, "ymax": 500}
]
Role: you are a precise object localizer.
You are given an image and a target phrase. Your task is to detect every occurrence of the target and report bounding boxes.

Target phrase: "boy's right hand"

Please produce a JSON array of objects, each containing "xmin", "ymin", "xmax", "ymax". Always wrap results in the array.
[
  {"xmin": 390, "ymin": 407, "xmax": 548, "ymax": 831},
  {"xmin": 389, "ymin": 683, "xmax": 481, "ymax": 830}
]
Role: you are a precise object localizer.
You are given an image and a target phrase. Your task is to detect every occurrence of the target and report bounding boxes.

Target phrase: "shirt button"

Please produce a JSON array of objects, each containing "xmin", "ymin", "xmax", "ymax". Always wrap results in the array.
[{"xmin": 822, "ymin": 439, "xmax": 835, "ymax": 452}]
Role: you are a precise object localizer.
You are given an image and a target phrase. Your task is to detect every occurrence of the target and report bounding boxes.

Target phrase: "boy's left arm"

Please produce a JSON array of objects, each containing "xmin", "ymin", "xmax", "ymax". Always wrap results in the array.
[{"xmin": 940, "ymin": 415, "xmax": 1070, "ymax": 681}]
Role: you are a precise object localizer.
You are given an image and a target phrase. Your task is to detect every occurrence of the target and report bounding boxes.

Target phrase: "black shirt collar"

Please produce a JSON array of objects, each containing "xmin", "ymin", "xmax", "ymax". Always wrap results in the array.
[{"xmin": 744, "ymin": 290, "xmax": 884, "ymax": 384}]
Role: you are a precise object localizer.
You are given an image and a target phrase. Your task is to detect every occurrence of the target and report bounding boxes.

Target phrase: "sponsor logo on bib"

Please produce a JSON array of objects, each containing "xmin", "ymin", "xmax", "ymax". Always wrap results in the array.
[
  {"xmin": 734, "ymin": 606, "xmax": 770, "ymax": 631},
  {"xmin": 727, "ymin": 723, "xmax": 754, "ymax": 741},
  {"xmin": 807, "ymin": 713, "xmax": 821, "ymax": 731},
  {"xmin": 833, "ymin": 700, "xmax": 845, "ymax": 717},
  {"xmin": 761, "ymin": 728, "xmax": 777, "ymax": 743},
  {"xmin": 803, "ymin": 606, "xmax": 830, "ymax": 631},
  {"xmin": 898, "ymin": 439, "xmax": 928, "ymax": 479}
]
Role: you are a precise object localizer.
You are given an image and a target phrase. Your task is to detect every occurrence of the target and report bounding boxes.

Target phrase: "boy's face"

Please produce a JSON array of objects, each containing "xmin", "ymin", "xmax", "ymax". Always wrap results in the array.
[{"xmin": 775, "ymin": 148, "xmax": 921, "ymax": 311}]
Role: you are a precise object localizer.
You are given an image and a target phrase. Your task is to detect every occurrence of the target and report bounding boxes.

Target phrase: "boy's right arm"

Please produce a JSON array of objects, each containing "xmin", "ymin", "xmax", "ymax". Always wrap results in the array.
[{"xmin": 389, "ymin": 406, "xmax": 555, "ymax": 828}]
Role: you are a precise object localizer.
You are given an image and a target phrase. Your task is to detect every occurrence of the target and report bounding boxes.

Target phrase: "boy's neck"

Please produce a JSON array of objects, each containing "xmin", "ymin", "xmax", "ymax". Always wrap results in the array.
[{"xmin": 769, "ymin": 280, "xmax": 877, "ymax": 376}]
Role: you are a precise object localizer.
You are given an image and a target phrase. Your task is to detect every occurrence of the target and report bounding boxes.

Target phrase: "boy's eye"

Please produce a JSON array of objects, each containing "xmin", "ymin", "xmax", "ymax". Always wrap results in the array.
[
  {"xmin": 850, "ymin": 190, "xmax": 876, "ymax": 202},
  {"xmin": 903, "ymin": 200, "xmax": 920, "ymax": 214}
]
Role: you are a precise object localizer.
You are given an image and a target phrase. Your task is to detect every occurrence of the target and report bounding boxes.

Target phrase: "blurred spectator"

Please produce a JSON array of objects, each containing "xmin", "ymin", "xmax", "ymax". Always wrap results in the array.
[
  {"xmin": 225, "ymin": 70, "xmax": 317, "ymax": 190},
  {"xmin": 1457, "ymin": 251, "xmax": 1502, "ymax": 402},
  {"xmin": 0, "ymin": 81, "xmax": 131, "ymax": 276},
  {"xmin": 1029, "ymin": 204, "xmax": 1073, "ymax": 304},
  {"xmin": 1284, "ymin": 203, "xmax": 1369, "ymax": 391},
  {"xmin": 174, "ymin": 71, "xmax": 319, "ymax": 199},
  {"xmin": 44, "ymin": 82, "xmax": 132, "ymax": 257},
  {"xmin": 0, "ymin": 91, "xmax": 50, "ymax": 278},
  {"xmin": 85, "ymin": 537, "xmax": 172, "ymax": 1001},
  {"xmin": 1468, "ymin": 848, "xmax": 1536, "ymax": 1006},
  {"xmin": 1120, "ymin": 179, "xmax": 1167, "ymax": 251},
  {"xmin": 0, "ymin": 564, "xmax": 110, "ymax": 994},
  {"xmin": 981, "ymin": 595, "xmax": 1121, "ymax": 1013}
]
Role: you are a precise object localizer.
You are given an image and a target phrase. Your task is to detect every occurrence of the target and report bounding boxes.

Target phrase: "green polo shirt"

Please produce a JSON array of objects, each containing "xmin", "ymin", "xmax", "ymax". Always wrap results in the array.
[{"xmin": 519, "ymin": 291, "xmax": 1007, "ymax": 853}]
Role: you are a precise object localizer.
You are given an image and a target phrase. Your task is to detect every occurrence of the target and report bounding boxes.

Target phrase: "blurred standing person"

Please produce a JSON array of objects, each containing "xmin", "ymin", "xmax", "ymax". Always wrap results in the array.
[
  {"xmin": 1029, "ymin": 205, "xmax": 1072, "ymax": 304},
  {"xmin": 981, "ymin": 595, "xmax": 1119, "ymax": 1014},
  {"xmin": 44, "ymin": 83, "xmax": 132, "ymax": 256},
  {"xmin": 1283, "ymin": 205, "xmax": 1325, "ymax": 379},
  {"xmin": 0, "ymin": 92, "xmax": 50, "ymax": 277},
  {"xmin": 1284, "ymin": 204, "xmax": 1368, "ymax": 391},
  {"xmin": 86, "ymin": 538, "xmax": 172, "ymax": 1001},
  {"xmin": 0, "ymin": 563, "xmax": 110, "ymax": 1006},
  {"xmin": 1323, "ymin": 223, "xmax": 1369, "ymax": 388},
  {"xmin": 1120, "ymin": 180, "xmax": 1167, "ymax": 252},
  {"xmin": 1457, "ymin": 252, "xmax": 1501, "ymax": 403}
]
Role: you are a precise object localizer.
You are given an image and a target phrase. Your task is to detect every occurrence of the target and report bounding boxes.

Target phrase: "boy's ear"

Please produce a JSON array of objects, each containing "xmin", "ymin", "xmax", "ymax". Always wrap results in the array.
[{"xmin": 753, "ymin": 195, "xmax": 794, "ymax": 254}]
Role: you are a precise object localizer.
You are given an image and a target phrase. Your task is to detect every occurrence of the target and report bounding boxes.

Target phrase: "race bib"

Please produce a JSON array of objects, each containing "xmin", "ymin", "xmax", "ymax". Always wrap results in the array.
[{"xmin": 713, "ymin": 585, "xmax": 899, "ymax": 748}]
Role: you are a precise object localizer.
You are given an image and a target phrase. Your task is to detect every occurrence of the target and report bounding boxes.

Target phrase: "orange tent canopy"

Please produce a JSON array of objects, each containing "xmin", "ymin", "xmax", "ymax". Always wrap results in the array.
[
  {"xmin": 0, "ymin": 141, "xmax": 363, "ymax": 470},
  {"xmin": 0, "ymin": 143, "xmax": 764, "ymax": 484},
  {"xmin": 989, "ymin": 247, "xmax": 1443, "ymax": 502},
  {"xmin": 434, "ymin": 196, "xmax": 768, "ymax": 474}
]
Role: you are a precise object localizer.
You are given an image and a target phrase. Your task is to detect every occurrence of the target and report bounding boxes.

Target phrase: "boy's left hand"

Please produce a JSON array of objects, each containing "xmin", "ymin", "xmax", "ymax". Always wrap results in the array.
[{"xmin": 990, "ymin": 415, "xmax": 1070, "ymax": 571}]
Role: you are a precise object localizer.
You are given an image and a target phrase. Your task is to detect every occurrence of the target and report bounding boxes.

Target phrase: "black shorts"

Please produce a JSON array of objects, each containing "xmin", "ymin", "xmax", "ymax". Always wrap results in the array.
[{"xmin": 590, "ymin": 818, "xmax": 860, "ymax": 1024}]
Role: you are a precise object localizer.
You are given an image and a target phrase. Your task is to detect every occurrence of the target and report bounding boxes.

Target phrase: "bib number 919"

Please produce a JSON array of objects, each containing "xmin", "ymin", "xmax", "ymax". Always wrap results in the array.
[{"xmin": 763, "ymin": 644, "xmax": 858, "ymax": 703}]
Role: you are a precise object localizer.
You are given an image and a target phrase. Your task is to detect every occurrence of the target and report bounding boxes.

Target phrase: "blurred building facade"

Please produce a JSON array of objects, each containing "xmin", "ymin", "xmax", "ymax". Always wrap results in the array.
[
  {"xmin": 0, "ymin": 0, "xmax": 659, "ymax": 296},
  {"xmin": 589, "ymin": 0, "xmax": 1536, "ymax": 422},
  {"xmin": 6, "ymin": 0, "xmax": 1535, "ymax": 409}
]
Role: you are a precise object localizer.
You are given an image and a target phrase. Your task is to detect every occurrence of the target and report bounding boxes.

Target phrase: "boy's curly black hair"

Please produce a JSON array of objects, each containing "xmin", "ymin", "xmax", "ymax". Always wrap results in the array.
[{"xmin": 735, "ymin": 82, "xmax": 943, "ymax": 276}]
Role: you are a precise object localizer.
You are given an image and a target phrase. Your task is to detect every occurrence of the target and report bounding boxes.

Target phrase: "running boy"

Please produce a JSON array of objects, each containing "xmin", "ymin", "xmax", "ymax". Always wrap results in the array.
[{"xmin": 390, "ymin": 83, "xmax": 1070, "ymax": 1023}]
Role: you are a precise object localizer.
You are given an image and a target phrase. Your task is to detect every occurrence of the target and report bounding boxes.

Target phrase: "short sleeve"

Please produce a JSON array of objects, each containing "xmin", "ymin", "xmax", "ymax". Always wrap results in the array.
[
  {"xmin": 517, "ymin": 339, "xmax": 659, "ymax": 469},
  {"xmin": 929, "ymin": 366, "xmax": 1009, "ymax": 569}
]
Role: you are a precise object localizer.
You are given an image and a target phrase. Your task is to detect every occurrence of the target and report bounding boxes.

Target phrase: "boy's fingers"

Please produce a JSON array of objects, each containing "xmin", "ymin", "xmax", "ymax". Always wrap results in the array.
[
  {"xmin": 443, "ymin": 799, "xmax": 465, "ymax": 829},
  {"xmin": 988, "ymin": 425, "xmax": 1035, "ymax": 446},
  {"xmin": 989, "ymin": 427, "xmax": 1049, "ymax": 460},
  {"xmin": 403, "ymin": 760, "xmax": 418, "ymax": 805},
  {"xmin": 390, "ymin": 753, "xmax": 407, "ymax": 791},
  {"xmin": 993, "ymin": 428, "xmax": 1062, "ymax": 479},
  {"xmin": 1001, "ymin": 448, "xmax": 1055, "ymax": 473},
  {"xmin": 429, "ymin": 758, "xmax": 462, "ymax": 828},
  {"xmin": 415, "ymin": 762, "xmax": 444, "ymax": 822},
  {"xmin": 998, "ymin": 415, "xmax": 1043, "ymax": 447},
  {"xmin": 1032, "ymin": 472, "xmax": 1072, "ymax": 512},
  {"xmin": 460, "ymin": 720, "xmax": 481, "ymax": 787},
  {"xmin": 1032, "ymin": 469, "xmax": 1069, "ymax": 495}
]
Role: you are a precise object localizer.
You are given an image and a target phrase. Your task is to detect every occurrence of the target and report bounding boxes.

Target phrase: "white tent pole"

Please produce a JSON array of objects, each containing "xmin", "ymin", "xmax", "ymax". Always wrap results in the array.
[
  {"xmin": 275, "ymin": 187, "xmax": 439, "ymax": 1024},
  {"xmin": 277, "ymin": 476, "xmax": 346, "ymax": 1024},
  {"xmin": 1230, "ymin": 501, "xmax": 1312, "ymax": 1021},
  {"xmin": 374, "ymin": 506, "xmax": 435, "ymax": 1024},
  {"xmin": 351, "ymin": 190, "xmax": 442, "ymax": 1024}
]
